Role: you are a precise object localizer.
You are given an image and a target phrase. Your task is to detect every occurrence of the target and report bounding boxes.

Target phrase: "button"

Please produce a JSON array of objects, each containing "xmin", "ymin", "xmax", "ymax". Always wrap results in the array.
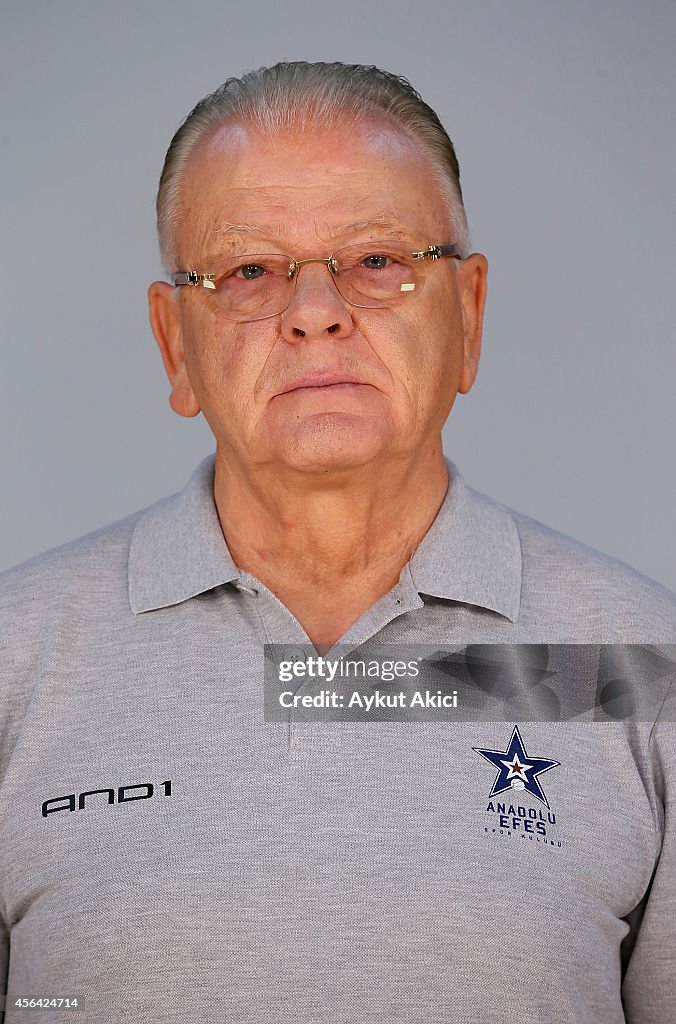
[
  {"xmin": 282, "ymin": 646, "xmax": 308, "ymax": 665},
  {"xmin": 233, "ymin": 581, "xmax": 259, "ymax": 596}
]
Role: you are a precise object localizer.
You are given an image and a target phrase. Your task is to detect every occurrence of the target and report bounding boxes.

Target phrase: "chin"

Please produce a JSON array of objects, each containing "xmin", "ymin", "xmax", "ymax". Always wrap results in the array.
[{"xmin": 275, "ymin": 416, "xmax": 391, "ymax": 473}]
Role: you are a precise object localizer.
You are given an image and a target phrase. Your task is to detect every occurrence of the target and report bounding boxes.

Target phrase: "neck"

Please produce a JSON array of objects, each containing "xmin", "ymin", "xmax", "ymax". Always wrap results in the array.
[{"xmin": 212, "ymin": 440, "xmax": 449, "ymax": 594}]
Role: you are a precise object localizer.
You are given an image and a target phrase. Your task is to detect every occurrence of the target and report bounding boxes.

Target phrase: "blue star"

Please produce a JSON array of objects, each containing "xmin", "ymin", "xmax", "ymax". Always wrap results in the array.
[{"xmin": 473, "ymin": 726, "xmax": 560, "ymax": 809}]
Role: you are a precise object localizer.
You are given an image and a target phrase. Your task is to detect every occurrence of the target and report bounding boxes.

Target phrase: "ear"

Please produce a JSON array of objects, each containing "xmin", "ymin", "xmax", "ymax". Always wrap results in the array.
[
  {"xmin": 456, "ymin": 253, "xmax": 488, "ymax": 395},
  {"xmin": 147, "ymin": 281, "xmax": 201, "ymax": 417}
]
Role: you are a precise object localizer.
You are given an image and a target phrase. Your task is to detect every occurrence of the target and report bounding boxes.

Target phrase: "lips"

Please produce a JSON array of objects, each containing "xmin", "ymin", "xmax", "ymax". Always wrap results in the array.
[{"xmin": 280, "ymin": 370, "xmax": 366, "ymax": 394}]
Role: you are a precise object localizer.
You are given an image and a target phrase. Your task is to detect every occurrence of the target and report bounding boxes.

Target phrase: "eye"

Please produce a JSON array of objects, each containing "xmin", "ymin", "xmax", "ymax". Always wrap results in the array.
[
  {"xmin": 235, "ymin": 263, "xmax": 267, "ymax": 280},
  {"xmin": 361, "ymin": 254, "xmax": 390, "ymax": 270}
]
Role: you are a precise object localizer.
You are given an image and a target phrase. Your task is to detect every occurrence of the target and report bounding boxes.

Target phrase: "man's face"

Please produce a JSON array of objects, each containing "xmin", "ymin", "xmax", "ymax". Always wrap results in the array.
[{"xmin": 149, "ymin": 117, "xmax": 487, "ymax": 475}]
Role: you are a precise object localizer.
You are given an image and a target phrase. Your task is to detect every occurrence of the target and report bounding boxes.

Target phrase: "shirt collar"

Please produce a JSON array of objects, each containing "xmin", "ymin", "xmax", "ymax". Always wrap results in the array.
[
  {"xmin": 128, "ymin": 453, "xmax": 240, "ymax": 615},
  {"xmin": 128, "ymin": 452, "xmax": 522, "ymax": 622},
  {"xmin": 407, "ymin": 458, "xmax": 522, "ymax": 622}
]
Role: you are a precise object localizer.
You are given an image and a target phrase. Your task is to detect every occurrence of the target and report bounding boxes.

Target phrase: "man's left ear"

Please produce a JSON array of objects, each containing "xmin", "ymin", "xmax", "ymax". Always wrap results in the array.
[{"xmin": 456, "ymin": 252, "xmax": 488, "ymax": 395}]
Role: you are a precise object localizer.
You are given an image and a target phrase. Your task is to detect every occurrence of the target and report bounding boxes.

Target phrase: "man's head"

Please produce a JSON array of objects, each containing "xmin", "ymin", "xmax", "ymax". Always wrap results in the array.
[
  {"xmin": 156, "ymin": 62, "xmax": 471, "ymax": 274},
  {"xmin": 148, "ymin": 61, "xmax": 487, "ymax": 480}
]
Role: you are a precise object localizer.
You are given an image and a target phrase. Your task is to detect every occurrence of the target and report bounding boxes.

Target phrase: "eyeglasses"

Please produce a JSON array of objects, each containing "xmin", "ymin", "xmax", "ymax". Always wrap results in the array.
[{"xmin": 172, "ymin": 240, "xmax": 462, "ymax": 323}]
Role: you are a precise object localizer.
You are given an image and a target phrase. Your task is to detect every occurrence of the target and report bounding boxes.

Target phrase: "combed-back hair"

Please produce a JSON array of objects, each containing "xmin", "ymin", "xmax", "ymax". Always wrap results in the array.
[{"xmin": 156, "ymin": 61, "xmax": 471, "ymax": 271}]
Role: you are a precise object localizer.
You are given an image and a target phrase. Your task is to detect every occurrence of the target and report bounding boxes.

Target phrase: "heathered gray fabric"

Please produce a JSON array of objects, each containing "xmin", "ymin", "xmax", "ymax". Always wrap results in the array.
[{"xmin": 1, "ymin": 452, "xmax": 675, "ymax": 1023}]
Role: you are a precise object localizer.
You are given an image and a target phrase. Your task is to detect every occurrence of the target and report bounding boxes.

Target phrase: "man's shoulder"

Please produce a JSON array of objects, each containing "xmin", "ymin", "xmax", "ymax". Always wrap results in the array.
[
  {"xmin": 509, "ymin": 500, "xmax": 672, "ymax": 591},
  {"xmin": 0, "ymin": 505, "xmax": 150, "ymax": 619},
  {"xmin": 500, "ymin": 498, "xmax": 676, "ymax": 639}
]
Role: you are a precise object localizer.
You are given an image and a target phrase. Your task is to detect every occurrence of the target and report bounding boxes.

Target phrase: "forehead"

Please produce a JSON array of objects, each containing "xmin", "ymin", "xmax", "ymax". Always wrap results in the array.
[{"xmin": 177, "ymin": 117, "xmax": 450, "ymax": 256}]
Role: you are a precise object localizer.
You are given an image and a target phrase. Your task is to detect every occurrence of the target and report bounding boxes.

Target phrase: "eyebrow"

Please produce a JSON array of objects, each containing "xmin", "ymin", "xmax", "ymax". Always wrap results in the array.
[
  {"xmin": 208, "ymin": 213, "xmax": 410, "ymax": 247},
  {"xmin": 333, "ymin": 215, "xmax": 409, "ymax": 236},
  {"xmin": 209, "ymin": 222, "xmax": 266, "ymax": 240}
]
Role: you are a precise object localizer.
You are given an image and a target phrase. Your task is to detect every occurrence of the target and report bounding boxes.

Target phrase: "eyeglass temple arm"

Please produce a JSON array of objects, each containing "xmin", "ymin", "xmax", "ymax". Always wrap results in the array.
[
  {"xmin": 173, "ymin": 272, "xmax": 216, "ymax": 289},
  {"xmin": 412, "ymin": 243, "xmax": 463, "ymax": 261}
]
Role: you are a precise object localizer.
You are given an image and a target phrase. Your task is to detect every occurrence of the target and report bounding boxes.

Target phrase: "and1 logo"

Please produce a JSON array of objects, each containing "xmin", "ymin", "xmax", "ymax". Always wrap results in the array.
[{"xmin": 473, "ymin": 726, "xmax": 562, "ymax": 847}]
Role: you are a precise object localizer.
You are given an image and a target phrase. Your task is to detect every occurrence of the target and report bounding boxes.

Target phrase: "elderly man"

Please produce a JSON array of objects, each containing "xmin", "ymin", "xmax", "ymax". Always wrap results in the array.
[{"xmin": 0, "ymin": 62, "xmax": 674, "ymax": 1024}]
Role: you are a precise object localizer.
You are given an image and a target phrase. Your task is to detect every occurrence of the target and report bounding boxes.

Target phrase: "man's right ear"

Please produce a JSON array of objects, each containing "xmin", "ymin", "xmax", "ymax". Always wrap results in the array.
[{"xmin": 147, "ymin": 281, "xmax": 201, "ymax": 418}]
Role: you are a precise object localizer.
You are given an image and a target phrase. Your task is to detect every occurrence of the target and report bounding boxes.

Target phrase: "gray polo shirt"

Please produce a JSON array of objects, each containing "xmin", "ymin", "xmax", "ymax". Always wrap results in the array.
[{"xmin": 1, "ymin": 452, "xmax": 675, "ymax": 1023}]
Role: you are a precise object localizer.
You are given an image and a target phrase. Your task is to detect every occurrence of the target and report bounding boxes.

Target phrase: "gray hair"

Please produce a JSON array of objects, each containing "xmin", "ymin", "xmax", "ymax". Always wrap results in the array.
[{"xmin": 156, "ymin": 61, "xmax": 471, "ymax": 272}]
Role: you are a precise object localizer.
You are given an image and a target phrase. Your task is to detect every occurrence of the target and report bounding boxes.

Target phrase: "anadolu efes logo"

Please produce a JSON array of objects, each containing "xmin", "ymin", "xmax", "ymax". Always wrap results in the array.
[{"xmin": 473, "ymin": 726, "xmax": 562, "ymax": 848}]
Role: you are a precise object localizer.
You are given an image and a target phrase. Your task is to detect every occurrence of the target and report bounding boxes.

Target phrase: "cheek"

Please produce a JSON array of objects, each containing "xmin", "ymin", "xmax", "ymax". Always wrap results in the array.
[
  {"xmin": 404, "ymin": 308, "xmax": 466, "ymax": 415},
  {"xmin": 354, "ymin": 302, "xmax": 460, "ymax": 400},
  {"xmin": 351, "ymin": 307, "xmax": 417, "ymax": 372},
  {"xmin": 421, "ymin": 288, "xmax": 465, "ymax": 370},
  {"xmin": 187, "ymin": 307, "xmax": 275, "ymax": 411}
]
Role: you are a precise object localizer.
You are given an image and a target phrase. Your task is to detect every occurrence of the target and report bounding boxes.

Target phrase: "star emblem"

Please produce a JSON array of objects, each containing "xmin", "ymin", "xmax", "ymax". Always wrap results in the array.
[{"xmin": 473, "ymin": 726, "xmax": 560, "ymax": 809}]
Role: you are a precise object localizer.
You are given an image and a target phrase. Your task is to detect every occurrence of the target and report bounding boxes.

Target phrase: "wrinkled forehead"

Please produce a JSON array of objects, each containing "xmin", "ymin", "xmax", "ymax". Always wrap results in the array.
[{"xmin": 174, "ymin": 116, "xmax": 451, "ymax": 260}]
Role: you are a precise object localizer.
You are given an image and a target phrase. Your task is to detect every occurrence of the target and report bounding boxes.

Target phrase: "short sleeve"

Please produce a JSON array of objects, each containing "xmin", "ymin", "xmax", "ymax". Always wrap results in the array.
[
  {"xmin": 0, "ymin": 912, "xmax": 8, "ymax": 1023},
  {"xmin": 621, "ymin": 709, "xmax": 676, "ymax": 1021}
]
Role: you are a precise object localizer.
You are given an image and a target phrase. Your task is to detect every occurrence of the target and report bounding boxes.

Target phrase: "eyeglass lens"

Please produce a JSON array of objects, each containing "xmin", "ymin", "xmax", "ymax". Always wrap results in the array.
[{"xmin": 205, "ymin": 242, "xmax": 426, "ymax": 322}]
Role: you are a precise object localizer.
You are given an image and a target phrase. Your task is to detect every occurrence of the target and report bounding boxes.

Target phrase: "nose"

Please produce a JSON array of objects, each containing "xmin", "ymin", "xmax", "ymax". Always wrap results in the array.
[{"xmin": 280, "ymin": 261, "xmax": 354, "ymax": 341}]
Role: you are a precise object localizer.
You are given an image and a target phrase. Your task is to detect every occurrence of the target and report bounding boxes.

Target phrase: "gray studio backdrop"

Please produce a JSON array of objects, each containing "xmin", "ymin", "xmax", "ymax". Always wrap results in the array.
[{"xmin": 1, "ymin": 1, "xmax": 675, "ymax": 590}]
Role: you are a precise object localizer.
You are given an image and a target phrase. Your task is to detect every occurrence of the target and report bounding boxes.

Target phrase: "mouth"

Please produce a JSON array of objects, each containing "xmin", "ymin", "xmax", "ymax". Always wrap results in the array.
[
  {"xmin": 285, "ymin": 382, "xmax": 368, "ymax": 396},
  {"xmin": 276, "ymin": 372, "xmax": 366, "ymax": 395}
]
